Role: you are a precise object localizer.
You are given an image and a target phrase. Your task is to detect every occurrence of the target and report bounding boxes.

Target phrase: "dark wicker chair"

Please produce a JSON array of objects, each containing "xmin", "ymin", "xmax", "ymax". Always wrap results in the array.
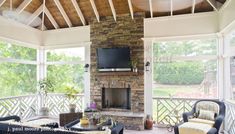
[{"xmin": 174, "ymin": 99, "xmax": 225, "ymax": 134}]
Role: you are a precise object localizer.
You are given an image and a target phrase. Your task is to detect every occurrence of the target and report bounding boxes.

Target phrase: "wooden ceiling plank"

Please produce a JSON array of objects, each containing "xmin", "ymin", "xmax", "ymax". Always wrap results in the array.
[
  {"xmin": 90, "ymin": 0, "xmax": 100, "ymax": 22},
  {"xmin": 0, "ymin": 0, "xmax": 7, "ymax": 7},
  {"xmin": 192, "ymin": 0, "xmax": 196, "ymax": 13},
  {"xmin": 71, "ymin": 0, "xmax": 86, "ymax": 26},
  {"xmin": 127, "ymin": 0, "xmax": 134, "ymax": 19},
  {"xmin": 54, "ymin": 0, "xmax": 72, "ymax": 27},
  {"xmin": 27, "ymin": 5, "xmax": 43, "ymax": 25},
  {"xmin": 45, "ymin": 7, "xmax": 59, "ymax": 29},
  {"xmin": 41, "ymin": 0, "xmax": 45, "ymax": 31},
  {"xmin": 149, "ymin": 0, "xmax": 153, "ymax": 18},
  {"xmin": 170, "ymin": 0, "xmax": 173, "ymax": 16},
  {"xmin": 206, "ymin": 0, "xmax": 218, "ymax": 11},
  {"xmin": 108, "ymin": 0, "xmax": 116, "ymax": 21},
  {"xmin": 16, "ymin": 0, "xmax": 33, "ymax": 14}
]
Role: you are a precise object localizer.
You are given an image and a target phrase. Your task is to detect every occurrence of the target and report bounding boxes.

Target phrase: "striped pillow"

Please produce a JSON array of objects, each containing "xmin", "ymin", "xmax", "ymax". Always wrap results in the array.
[{"xmin": 198, "ymin": 109, "xmax": 215, "ymax": 121}]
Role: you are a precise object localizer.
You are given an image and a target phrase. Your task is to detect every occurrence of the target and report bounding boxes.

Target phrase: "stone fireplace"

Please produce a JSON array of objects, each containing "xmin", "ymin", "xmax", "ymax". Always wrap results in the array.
[
  {"xmin": 89, "ymin": 13, "xmax": 145, "ymax": 130},
  {"xmin": 102, "ymin": 87, "xmax": 131, "ymax": 110}
]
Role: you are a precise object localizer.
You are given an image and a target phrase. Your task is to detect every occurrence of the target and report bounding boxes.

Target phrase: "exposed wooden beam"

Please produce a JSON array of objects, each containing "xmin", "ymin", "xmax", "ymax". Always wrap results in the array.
[
  {"xmin": 192, "ymin": 0, "xmax": 196, "ymax": 13},
  {"xmin": 0, "ymin": 0, "xmax": 7, "ymax": 7},
  {"xmin": 127, "ymin": 0, "xmax": 134, "ymax": 19},
  {"xmin": 149, "ymin": 0, "xmax": 153, "ymax": 18},
  {"xmin": 16, "ymin": 0, "xmax": 32, "ymax": 14},
  {"xmin": 108, "ymin": 0, "xmax": 116, "ymax": 21},
  {"xmin": 206, "ymin": 0, "xmax": 218, "ymax": 11},
  {"xmin": 89, "ymin": 0, "xmax": 100, "ymax": 22},
  {"xmin": 10, "ymin": 0, "xmax": 12, "ymax": 10},
  {"xmin": 44, "ymin": 7, "xmax": 59, "ymax": 29},
  {"xmin": 54, "ymin": 0, "xmax": 72, "ymax": 27},
  {"xmin": 170, "ymin": 0, "xmax": 173, "ymax": 16},
  {"xmin": 27, "ymin": 5, "xmax": 43, "ymax": 25},
  {"xmin": 71, "ymin": 0, "xmax": 86, "ymax": 26}
]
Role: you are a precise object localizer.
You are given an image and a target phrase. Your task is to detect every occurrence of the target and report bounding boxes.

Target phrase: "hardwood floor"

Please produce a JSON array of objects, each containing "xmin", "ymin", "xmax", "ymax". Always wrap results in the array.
[{"xmin": 125, "ymin": 127, "xmax": 174, "ymax": 134}]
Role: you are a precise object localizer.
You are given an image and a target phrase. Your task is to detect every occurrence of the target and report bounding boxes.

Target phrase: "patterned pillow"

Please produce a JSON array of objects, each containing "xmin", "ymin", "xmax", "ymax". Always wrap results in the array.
[{"xmin": 198, "ymin": 109, "xmax": 215, "ymax": 121}]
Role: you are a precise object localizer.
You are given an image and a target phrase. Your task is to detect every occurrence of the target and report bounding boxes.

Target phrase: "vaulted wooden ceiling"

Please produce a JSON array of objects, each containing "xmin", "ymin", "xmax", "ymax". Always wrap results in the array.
[{"xmin": 0, "ymin": 0, "xmax": 227, "ymax": 30}]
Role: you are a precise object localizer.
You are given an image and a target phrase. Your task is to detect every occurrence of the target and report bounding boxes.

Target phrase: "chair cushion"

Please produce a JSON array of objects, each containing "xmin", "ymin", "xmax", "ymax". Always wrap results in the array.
[
  {"xmin": 198, "ymin": 109, "xmax": 215, "ymax": 121},
  {"xmin": 188, "ymin": 118, "xmax": 215, "ymax": 127},
  {"xmin": 179, "ymin": 122, "xmax": 212, "ymax": 134}
]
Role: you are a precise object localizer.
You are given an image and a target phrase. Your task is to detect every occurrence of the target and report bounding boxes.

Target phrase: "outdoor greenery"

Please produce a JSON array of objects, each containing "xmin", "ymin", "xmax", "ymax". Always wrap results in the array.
[
  {"xmin": 0, "ymin": 41, "xmax": 84, "ymax": 97},
  {"xmin": 153, "ymin": 39, "xmax": 217, "ymax": 85},
  {"xmin": 0, "ymin": 41, "xmax": 37, "ymax": 97}
]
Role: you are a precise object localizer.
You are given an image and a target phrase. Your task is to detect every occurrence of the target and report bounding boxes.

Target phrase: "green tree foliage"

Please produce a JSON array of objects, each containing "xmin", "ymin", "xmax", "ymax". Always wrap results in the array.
[
  {"xmin": 153, "ymin": 39, "xmax": 217, "ymax": 85},
  {"xmin": 47, "ymin": 51, "xmax": 84, "ymax": 94},
  {"xmin": 0, "ymin": 41, "xmax": 37, "ymax": 97}
]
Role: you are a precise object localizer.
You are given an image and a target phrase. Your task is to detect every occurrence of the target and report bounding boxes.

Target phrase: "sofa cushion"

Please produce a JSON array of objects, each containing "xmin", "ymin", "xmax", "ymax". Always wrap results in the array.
[
  {"xmin": 179, "ymin": 122, "xmax": 212, "ymax": 134},
  {"xmin": 196, "ymin": 101, "xmax": 219, "ymax": 115},
  {"xmin": 188, "ymin": 118, "xmax": 215, "ymax": 126}
]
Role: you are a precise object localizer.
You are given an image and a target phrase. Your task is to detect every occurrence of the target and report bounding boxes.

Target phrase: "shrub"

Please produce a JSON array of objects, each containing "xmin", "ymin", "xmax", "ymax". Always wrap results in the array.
[{"xmin": 154, "ymin": 62, "xmax": 204, "ymax": 85}]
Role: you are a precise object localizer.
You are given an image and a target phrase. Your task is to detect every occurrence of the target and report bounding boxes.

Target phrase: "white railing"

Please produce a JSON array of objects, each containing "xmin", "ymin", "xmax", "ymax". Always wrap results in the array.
[
  {"xmin": 224, "ymin": 100, "xmax": 235, "ymax": 134},
  {"xmin": 153, "ymin": 97, "xmax": 200, "ymax": 126},
  {"xmin": 0, "ymin": 93, "xmax": 84, "ymax": 120},
  {"xmin": 0, "ymin": 95, "xmax": 38, "ymax": 119},
  {"xmin": 46, "ymin": 93, "xmax": 84, "ymax": 117}
]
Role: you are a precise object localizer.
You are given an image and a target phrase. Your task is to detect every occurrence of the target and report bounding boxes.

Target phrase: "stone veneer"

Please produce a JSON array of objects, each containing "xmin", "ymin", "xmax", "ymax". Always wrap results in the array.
[{"xmin": 90, "ymin": 13, "xmax": 145, "ymax": 113}]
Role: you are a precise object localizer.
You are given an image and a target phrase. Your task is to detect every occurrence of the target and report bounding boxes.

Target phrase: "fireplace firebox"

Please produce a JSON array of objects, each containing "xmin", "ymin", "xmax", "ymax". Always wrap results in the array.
[{"xmin": 102, "ymin": 87, "xmax": 131, "ymax": 110}]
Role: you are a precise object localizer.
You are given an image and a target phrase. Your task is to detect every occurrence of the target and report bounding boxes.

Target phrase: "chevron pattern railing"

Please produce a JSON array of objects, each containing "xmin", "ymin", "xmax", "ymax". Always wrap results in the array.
[
  {"xmin": 153, "ymin": 97, "xmax": 199, "ymax": 126},
  {"xmin": 46, "ymin": 93, "xmax": 84, "ymax": 117},
  {"xmin": 224, "ymin": 100, "xmax": 235, "ymax": 134},
  {"xmin": 0, "ymin": 95, "xmax": 38, "ymax": 119}
]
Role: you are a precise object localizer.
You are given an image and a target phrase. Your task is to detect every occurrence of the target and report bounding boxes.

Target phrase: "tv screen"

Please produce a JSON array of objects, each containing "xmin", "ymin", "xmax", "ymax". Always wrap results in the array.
[{"xmin": 97, "ymin": 47, "xmax": 131, "ymax": 71}]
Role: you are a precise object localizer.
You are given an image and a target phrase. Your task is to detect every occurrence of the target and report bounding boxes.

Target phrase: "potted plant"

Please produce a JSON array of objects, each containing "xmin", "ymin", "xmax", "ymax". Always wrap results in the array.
[
  {"xmin": 64, "ymin": 85, "xmax": 79, "ymax": 113},
  {"xmin": 38, "ymin": 78, "xmax": 54, "ymax": 116},
  {"xmin": 131, "ymin": 59, "xmax": 138, "ymax": 73}
]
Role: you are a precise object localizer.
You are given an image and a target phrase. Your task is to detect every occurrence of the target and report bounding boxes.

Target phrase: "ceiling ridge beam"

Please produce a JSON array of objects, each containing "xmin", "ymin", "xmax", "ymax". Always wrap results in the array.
[
  {"xmin": 127, "ymin": 0, "xmax": 134, "ymax": 19},
  {"xmin": 192, "ymin": 0, "xmax": 196, "ymax": 13},
  {"xmin": 27, "ymin": 5, "xmax": 43, "ymax": 25},
  {"xmin": 41, "ymin": 0, "xmax": 45, "ymax": 31},
  {"xmin": 44, "ymin": 7, "xmax": 59, "ymax": 29},
  {"xmin": 71, "ymin": 0, "xmax": 86, "ymax": 26},
  {"xmin": 54, "ymin": 0, "xmax": 72, "ymax": 27},
  {"xmin": 90, "ymin": 0, "xmax": 100, "ymax": 22},
  {"xmin": 16, "ymin": 0, "xmax": 32, "ymax": 14},
  {"xmin": 108, "ymin": 0, "xmax": 116, "ymax": 21},
  {"xmin": 206, "ymin": 0, "xmax": 218, "ymax": 11},
  {"xmin": 149, "ymin": 0, "xmax": 153, "ymax": 18},
  {"xmin": 0, "ymin": 0, "xmax": 6, "ymax": 7}
]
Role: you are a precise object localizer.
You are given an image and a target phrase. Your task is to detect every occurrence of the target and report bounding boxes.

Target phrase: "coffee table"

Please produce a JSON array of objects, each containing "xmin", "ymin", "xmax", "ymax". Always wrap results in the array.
[{"xmin": 70, "ymin": 122, "xmax": 101, "ymax": 131}]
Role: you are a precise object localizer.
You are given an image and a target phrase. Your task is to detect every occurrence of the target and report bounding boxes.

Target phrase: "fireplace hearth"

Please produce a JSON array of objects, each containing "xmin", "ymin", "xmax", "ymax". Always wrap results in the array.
[{"xmin": 102, "ymin": 87, "xmax": 131, "ymax": 110}]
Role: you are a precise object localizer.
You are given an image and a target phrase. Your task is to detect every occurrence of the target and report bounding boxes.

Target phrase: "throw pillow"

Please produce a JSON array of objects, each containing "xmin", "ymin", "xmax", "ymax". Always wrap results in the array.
[{"xmin": 198, "ymin": 109, "xmax": 215, "ymax": 121}]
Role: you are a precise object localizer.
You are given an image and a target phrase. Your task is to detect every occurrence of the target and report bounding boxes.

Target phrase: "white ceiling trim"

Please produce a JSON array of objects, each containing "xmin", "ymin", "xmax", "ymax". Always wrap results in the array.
[
  {"xmin": 27, "ymin": 5, "xmax": 43, "ymax": 25},
  {"xmin": 89, "ymin": 0, "xmax": 100, "ymax": 22},
  {"xmin": 206, "ymin": 0, "xmax": 218, "ymax": 11},
  {"xmin": 149, "ymin": 0, "xmax": 153, "ymax": 18},
  {"xmin": 127, "ymin": 0, "xmax": 134, "ymax": 19},
  {"xmin": 44, "ymin": 7, "xmax": 59, "ymax": 29},
  {"xmin": 16, "ymin": 0, "xmax": 32, "ymax": 14},
  {"xmin": 54, "ymin": 0, "xmax": 72, "ymax": 27},
  {"xmin": 108, "ymin": 0, "xmax": 117, "ymax": 21},
  {"xmin": 71, "ymin": 0, "xmax": 86, "ymax": 26},
  {"xmin": 0, "ymin": 0, "xmax": 6, "ymax": 7}
]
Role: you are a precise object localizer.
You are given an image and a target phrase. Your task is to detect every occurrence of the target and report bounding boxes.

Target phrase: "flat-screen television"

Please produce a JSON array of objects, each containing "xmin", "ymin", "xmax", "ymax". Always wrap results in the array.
[{"xmin": 97, "ymin": 47, "xmax": 131, "ymax": 72}]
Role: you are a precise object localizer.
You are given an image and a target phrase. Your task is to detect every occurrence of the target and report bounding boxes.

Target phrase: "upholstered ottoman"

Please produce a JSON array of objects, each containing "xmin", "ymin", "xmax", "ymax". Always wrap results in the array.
[{"xmin": 178, "ymin": 122, "xmax": 214, "ymax": 134}]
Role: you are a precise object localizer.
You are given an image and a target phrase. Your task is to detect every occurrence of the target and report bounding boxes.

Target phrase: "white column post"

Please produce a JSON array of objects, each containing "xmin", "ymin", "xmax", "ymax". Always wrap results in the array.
[
  {"xmin": 37, "ymin": 47, "xmax": 47, "ymax": 113},
  {"xmin": 144, "ymin": 38, "xmax": 153, "ymax": 116},
  {"xmin": 84, "ymin": 44, "xmax": 91, "ymax": 110},
  {"xmin": 223, "ymin": 34, "xmax": 232, "ymax": 100}
]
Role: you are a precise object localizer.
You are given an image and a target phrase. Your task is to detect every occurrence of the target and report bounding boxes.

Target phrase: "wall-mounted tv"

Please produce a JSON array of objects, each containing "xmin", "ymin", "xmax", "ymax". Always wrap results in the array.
[{"xmin": 97, "ymin": 47, "xmax": 131, "ymax": 72}]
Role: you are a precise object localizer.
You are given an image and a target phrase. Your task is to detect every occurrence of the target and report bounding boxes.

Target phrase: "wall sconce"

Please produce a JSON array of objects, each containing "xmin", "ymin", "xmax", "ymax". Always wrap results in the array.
[
  {"xmin": 84, "ymin": 64, "xmax": 90, "ymax": 72},
  {"xmin": 145, "ymin": 61, "xmax": 150, "ymax": 71}
]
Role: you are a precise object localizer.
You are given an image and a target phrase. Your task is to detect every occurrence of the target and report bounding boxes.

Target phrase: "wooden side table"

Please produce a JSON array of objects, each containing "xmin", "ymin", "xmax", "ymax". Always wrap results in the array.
[{"xmin": 59, "ymin": 112, "xmax": 83, "ymax": 126}]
